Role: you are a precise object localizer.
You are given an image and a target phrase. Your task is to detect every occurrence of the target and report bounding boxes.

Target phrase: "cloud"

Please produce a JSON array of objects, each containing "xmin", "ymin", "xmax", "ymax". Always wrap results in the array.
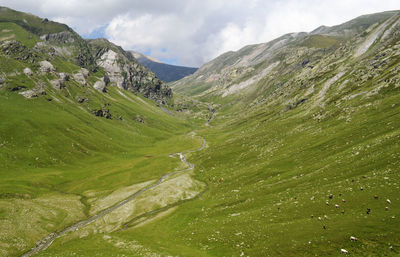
[{"xmin": 2, "ymin": 0, "xmax": 400, "ymax": 66}]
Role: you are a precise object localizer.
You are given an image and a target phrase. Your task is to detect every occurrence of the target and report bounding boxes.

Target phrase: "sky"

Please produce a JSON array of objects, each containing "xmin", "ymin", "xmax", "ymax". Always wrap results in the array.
[{"xmin": 1, "ymin": 0, "xmax": 400, "ymax": 67}]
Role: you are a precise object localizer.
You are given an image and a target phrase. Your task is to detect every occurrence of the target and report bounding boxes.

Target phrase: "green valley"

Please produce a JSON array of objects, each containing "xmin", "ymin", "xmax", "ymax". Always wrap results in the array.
[{"xmin": 1, "ymin": 5, "xmax": 400, "ymax": 257}]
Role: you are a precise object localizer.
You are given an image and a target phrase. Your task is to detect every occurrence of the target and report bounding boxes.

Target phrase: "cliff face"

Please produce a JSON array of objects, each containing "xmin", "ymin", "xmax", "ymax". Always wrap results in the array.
[{"xmin": 89, "ymin": 39, "xmax": 172, "ymax": 104}]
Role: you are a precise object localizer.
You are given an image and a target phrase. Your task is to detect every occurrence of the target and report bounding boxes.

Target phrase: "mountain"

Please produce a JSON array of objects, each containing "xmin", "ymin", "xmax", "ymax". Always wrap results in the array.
[
  {"xmin": 168, "ymin": 10, "xmax": 400, "ymax": 256},
  {"xmin": 0, "ymin": 7, "xmax": 198, "ymax": 257},
  {"xmin": 0, "ymin": 6, "xmax": 171, "ymax": 104},
  {"xmin": 171, "ymin": 10, "xmax": 399, "ymax": 99},
  {"xmin": 2, "ymin": 6, "xmax": 400, "ymax": 257},
  {"xmin": 131, "ymin": 50, "xmax": 198, "ymax": 82}
]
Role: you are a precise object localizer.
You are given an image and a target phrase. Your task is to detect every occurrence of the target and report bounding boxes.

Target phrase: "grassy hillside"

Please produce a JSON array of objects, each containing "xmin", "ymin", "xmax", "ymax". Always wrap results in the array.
[
  {"xmin": 1, "ymin": 6, "xmax": 400, "ymax": 257},
  {"xmin": 0, "ymin": 7, "xmax": 205, "ymax": 257},
  {"xmin": 0, "ymin": 81, "xmax": 203, "ymax": 256}
]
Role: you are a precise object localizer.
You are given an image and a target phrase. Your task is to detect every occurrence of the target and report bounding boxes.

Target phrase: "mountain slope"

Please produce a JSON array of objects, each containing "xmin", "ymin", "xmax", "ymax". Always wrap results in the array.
[
  {"xmin": 0, "ymin": 7, "xmax": 203, "ymax": 257},
  {"xmin": 132, "ymin": 51, "xmax": 198, "ymax": 82},
  {"xmin": 151, "ymin": 10, "xmax": 400, "ymax": 257},
  {"xmin": 0, "ymin": 6, "xmax": 171, "ymax": 104},
  {"xmin": 2, "ymin": 7, "xmax": 400, "ymax": 257},
  {"xmin": 171, "ymin": 10, "xmax": 399, "ymax": 99}
]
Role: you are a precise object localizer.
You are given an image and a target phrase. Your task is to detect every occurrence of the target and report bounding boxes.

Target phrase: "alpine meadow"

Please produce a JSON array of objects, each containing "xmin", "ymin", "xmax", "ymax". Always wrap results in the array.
[{"xmin": 0, "ymin": 4, "xmax": 400, "ymax": 257}]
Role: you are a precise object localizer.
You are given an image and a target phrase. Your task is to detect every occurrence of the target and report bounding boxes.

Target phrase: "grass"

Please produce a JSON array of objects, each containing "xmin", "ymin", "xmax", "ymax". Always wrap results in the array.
[
  {"xmin": 112, "ymin": 79, "xmax": 400, "ymax": 257},
  {"xmin": 0, "ymin": 22, "xmax": 39, "ymax": 47},
  {"xmin": 300, "ymin": 35, "xmax": 340, "ymax": 49},
  {"xmin": 34, "ymin": 20, "xmax": 400, "ymax": 257},
  {"xmin": 0, "ymin": 7, "xmax": 69, "ymax": 36},
  {"xmin": 1, "ymin": 8, "xmax": 400, "ymax": 257},
  {"xmin": 0, "ymin": 77, "xmax": 200, "ymax": 256}
]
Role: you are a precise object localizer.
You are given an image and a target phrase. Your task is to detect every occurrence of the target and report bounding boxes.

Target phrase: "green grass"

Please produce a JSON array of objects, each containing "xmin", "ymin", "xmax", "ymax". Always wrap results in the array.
[
  {"xmin": 0, "ymin": 7, "xmax": 69, "ymax": 36},
  {"xmin": 0, "ymin": 77, "xmax": 200, "ymax": 256},
  {"xmin": 300, "ymin": 35, "xmax": 340, "ymax": 48},
  {"xmin": 0, "ymin": 22, "xmax": 39, "ymax": 47},
  {"xmin": 112, "ymin": 80, "xmax": 400, "ymax": 257},
  {"xmin": 1, "ymin": 8, "xmax": 400, "ymax": 257}
]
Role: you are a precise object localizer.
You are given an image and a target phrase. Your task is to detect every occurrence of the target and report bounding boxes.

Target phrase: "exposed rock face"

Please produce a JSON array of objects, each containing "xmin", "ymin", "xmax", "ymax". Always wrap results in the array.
[
  {"xmin": 96, "ymin": 50, "xmax": 125, "ymax": 89},
  {"xmin": 40, "ymin": 31, "xmax": 75, "ymax": 44},
  {"xmin": 1, "ymin": 40, "xmax": 38, "ymax": 62},
  {"xmin": 39, "ymin": 61, "xmax": 55, "ymax": 73},
  {"xmin": 172, "ymin": 11, "xmax": 400, "ymax": 100},
  {"xmin": 23, "ymin": 67, "xmax": 33, "ymax": 76},
  {"xmin": 92, "ymin": 46, "xmax": 172, "ymax": 103}
]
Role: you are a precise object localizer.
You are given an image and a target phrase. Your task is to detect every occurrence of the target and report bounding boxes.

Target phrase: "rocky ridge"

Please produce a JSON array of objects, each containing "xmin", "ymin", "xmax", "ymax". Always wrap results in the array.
[
  {"xmin": 0, "ymin": 6, "xmax": 172, "ymax": 106},
  {"xmin": 171, "ymin": 10, "xmax": 400, "ymax": 108}
]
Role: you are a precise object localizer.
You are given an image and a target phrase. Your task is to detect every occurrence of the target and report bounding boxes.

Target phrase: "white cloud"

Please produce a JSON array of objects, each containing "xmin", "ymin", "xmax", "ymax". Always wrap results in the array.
[{"xmin": 2, "ymin": 0, "xmax": 400, "ymax": 66}]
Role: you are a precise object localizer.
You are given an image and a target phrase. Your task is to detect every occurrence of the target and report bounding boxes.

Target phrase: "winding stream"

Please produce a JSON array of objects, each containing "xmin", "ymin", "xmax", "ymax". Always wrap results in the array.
[{"xmin": 21, "ymin": 138, "xmax": 206, "ymax": 257}]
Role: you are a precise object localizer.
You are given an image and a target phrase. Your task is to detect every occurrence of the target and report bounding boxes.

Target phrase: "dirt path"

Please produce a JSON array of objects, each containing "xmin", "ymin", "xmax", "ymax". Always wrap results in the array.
[{"xmin": 20, "ymin": 137, "xmax": 206, "ymax": 257}]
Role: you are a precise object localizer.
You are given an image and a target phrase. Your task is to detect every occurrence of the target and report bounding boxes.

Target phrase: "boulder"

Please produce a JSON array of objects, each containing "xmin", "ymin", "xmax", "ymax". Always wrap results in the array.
[
  {"xmin": 23, "ymin": 67, "xmax": 33, "ymax": 76},
  {"xmin": 76, "ymin": 96, "xmax": 89, "ymax": 103},
  {"xmin": 73, "ymin": 68, "xmax": 89, "ymax": 85},
  {"xmin": 93, "ymin": 80, "xmax": 106, "ymax": 92},
  {"xmin": 80, "ymin": 68, "xmax": 89, "ymax": 78},
  {"xmin": 92, "ymin": 109, "xmax": 112, "ymax": 119},
  {"xmin": 58, "ymin": 72, "xmax": 70, "ymax": 82},
  {"xmin": 39, "ymin": 61, "xmax": 55, "ymax": 73},
  {"xmin": 73, "ymin": 73, "xmax": 86, "ymax": 85},
  {"xmin": 19, "ymin": 90, "xmax": 38, "ymax": 98},
  {"xmin": 19, "ymin": 87, "xmax": 46, "ymax": 99},
  {"xmin": 50, "ymin": 79, "xmax": 64, "ymax": 90}
]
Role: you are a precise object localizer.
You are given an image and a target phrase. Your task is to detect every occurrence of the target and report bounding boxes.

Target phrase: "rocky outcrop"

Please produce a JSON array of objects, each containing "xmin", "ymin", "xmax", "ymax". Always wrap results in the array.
[
  {"xmin": 91, "ymin": 45, "xmax": 172, "ymax": 103},
  {"xmin": 58, "ymin": 73, "xmax": 70, "ymax": 82},
  {"xmin": 92, "ymin": 108, "xmax": 112, "ymax": 119},
  {"xmin": 1, "ymin": 40, "xmax": 38, "ymax": 62},
  {"xmin": 50, "ymin": 79, "xmax": 64, "ymax": 90},
  {"xmin": 0, "ymin": 10, "xmax": 172, "ymax": 104},
  {"xmin": 50, "ymin": 73, "xmax": 70, "ymax": 90},
  {"xmin": 39, "ymin": 61, "xmax": 55, "ymax": 73},
  {"xmin": 40, "ymin": 31, "xmax": 75, "ymax": 44},
  {"xmin": 73, "ymin": 68, "xmax": 89, "ymax": 85},
  {"xmin": 93, "ymin": 80, "xmax": 106, "ymax": 92},
  {"xmin": 19, "ymin": 87, "xmax": 46, "ymax": 98}
]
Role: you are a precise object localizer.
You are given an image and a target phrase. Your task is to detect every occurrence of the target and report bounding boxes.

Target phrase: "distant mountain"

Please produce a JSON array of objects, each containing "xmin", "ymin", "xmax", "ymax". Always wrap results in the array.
[{"xmin": 131, "ymin": 51, "xmax": 198, "ymax": 82}]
